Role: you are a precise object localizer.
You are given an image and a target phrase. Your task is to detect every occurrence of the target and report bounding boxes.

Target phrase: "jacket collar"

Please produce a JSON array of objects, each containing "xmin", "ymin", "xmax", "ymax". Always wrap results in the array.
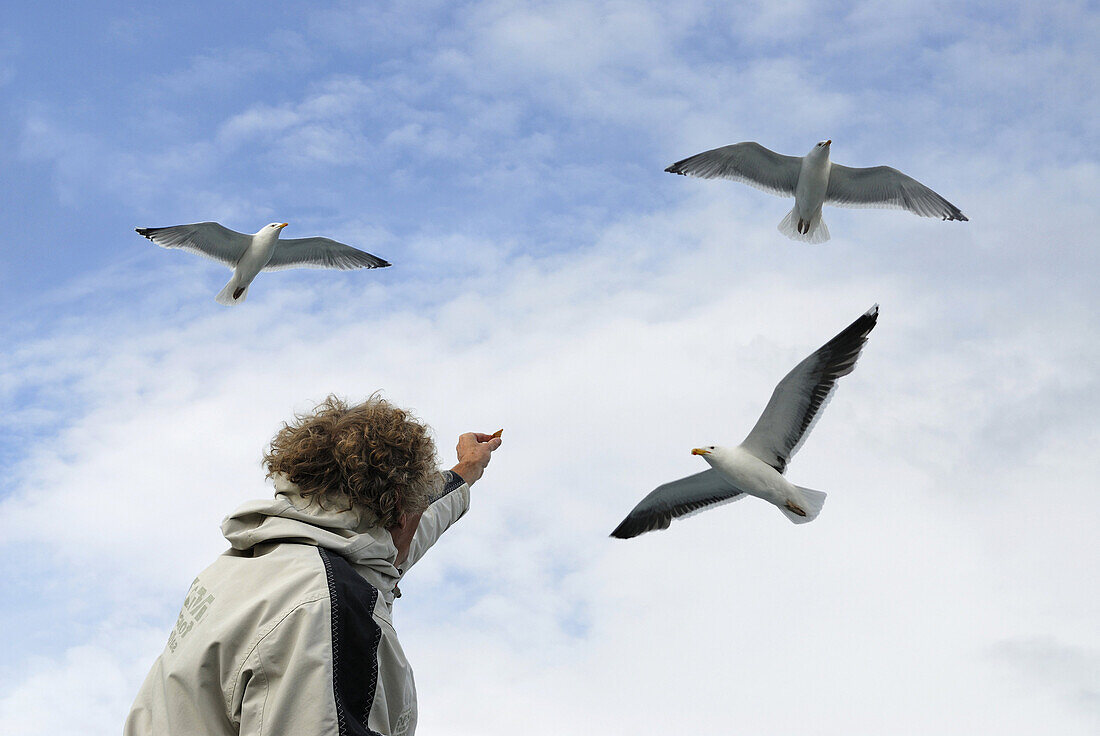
[{"xmin": 220, "ymin": 475, "xmax": 402, "ymax": 595}]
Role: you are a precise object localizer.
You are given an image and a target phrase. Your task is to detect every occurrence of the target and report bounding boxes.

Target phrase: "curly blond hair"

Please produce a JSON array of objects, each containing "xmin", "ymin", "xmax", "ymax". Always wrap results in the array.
[{"xmin": 263, "ymin": 395, "xmax": 437, "ymax": 528}]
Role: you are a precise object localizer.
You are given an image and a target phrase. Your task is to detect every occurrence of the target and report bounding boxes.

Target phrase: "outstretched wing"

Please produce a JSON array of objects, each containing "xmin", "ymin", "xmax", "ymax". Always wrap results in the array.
[
  {"xmin": 664, "ymin": 142, "xmax": 802, "ymax": 197},
  {"xmin": 135, "ymin": 222, "xmax": 252, "ymax": 268},
  {"xmin": 610, "ymin": 469, "xmax": 747, "ymax": 539},
  {"xmin": 265, "ymin": 237, "xmax": 391, "ymax": 271},
  {"xmin": 740, "ymin": 304, "xmax": 879, "ymax": 474},
  {"xmin": 826, "ymin": 164, "xmax": 967, "ymax": 220}
]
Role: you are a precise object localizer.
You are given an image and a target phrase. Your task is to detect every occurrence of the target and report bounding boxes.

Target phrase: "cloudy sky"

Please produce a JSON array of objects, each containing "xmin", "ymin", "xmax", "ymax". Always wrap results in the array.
[{"xmin": 1, "ymin": 1, "xmax": 1098, "ymax": 733}]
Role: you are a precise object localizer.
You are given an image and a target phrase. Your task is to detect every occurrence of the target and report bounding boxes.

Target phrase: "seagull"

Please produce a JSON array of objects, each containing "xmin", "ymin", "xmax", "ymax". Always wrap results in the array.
[
  {"xmin": 135, "ymin": 221, "xmax": 391, "ymax": 305},
  {"xmin": 610, "ymin": 304, "xmax": 879, "ymax": 539},
  {"xmin": 665, "ymin": 141, "xmax": 967, "ymax": 243}
]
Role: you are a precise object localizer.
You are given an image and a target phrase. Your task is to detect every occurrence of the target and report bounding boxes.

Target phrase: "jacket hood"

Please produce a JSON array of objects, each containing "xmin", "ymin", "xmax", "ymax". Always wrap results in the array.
[{"xmin": 221, "ymin": 474, "xmax": 401, "ymax": 593}]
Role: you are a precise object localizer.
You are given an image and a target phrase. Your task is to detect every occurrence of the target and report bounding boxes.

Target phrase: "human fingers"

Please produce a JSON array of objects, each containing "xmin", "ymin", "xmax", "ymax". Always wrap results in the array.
[
  {"xmin": 456, "ymin": 433, "xmax": 492, "ymax": 459},
  {"xmin": 469, "ymin": 437, "xmax": 502, "ymax": 454},
  {"xmin": 462, "ymin": 438, "xmax": 500, "ymax": 460}
]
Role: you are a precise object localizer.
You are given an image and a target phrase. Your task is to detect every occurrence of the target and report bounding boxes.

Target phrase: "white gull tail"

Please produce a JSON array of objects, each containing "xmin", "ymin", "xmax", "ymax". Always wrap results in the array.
[
  {"xmin": 778, "ymin": 207, "xmax": 831, "ymax": 244},
  {"xmin": 215, "ymin": 279, "xmax": 249, "ymax": 306},
  {"xmin": 778, "ymin": 486, "xmax": 828, "ymax": 524}
]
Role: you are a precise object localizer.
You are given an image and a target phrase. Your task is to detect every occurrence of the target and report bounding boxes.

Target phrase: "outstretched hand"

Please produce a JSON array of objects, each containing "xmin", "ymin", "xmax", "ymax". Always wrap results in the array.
[{"xmin": 451, "ymin": 430, "xmax": 503, "ymax": 487}]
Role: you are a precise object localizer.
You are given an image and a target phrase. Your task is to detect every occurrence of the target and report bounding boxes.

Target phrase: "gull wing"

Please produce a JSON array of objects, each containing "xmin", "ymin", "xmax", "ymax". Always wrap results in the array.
[
  {"xmin": 826, "ymin": 164, "xmax": 967, "ymax": 220},
  {"xmin": 740, "ymin": 305, "xmax": 879, "ymax": 474},
  {"xmin": 610, "ymin": 469, "xmax": 747, "ymax": 539},
  {"xmin": 265, "ymin": 237, "xmax": 391, "ymax": 271},
  {"xmin": 664, "ymin": 142, "xmax": 802, "ymax": 197},
  {"xmin": 135, "ymin": 222, "xmax": 251, "ymax": 268}
]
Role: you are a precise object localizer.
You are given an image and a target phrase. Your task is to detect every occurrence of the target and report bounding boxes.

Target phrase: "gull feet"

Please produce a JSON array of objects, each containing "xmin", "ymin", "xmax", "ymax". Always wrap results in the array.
[
  {"xmin": 233, "ymin": 287, "xmax": 245, "ymax": 299},
  {"xmin": 784, "ymin": 500, "xmax": 807, "ymax": 517}
]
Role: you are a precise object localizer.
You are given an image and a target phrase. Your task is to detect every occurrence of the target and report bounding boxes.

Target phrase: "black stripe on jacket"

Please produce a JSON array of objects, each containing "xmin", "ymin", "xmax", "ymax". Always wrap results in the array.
[{"xmin": 318, "ymin": 548, "xmax": 383, "ymax": 736}]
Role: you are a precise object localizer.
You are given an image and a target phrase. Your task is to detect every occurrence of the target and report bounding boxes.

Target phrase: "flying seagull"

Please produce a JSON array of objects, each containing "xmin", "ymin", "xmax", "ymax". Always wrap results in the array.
[
  {"xmin": 665, "ymin": 141, "xmax": 967, "ymax": 243},
  {"xmin": 610, "ymin": 304, "xmax": 879, "ymax": 539},
  {"xmin": 135, "ymin": 221, "xmax": 391, "ymax": 305}
]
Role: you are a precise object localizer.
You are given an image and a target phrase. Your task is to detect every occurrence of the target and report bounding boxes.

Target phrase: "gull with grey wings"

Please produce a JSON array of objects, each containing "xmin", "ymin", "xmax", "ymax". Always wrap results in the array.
[
  {"xmin": 666, "ymin": 141, "xmax": 967, "ymax": 243},
  {"xmin": 136, "ymin": 221, "xmax": 391, "ymax": 306},
  {"xmin": 611, "ymin": 305, "xmax": 879, "ymax": 539}
]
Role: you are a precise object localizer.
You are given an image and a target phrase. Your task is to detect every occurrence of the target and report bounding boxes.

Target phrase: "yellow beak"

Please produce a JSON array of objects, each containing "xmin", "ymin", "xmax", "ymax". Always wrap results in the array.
[
  {"xmin": 825, "ymin": 140, "xmax": 831, "ymax": 146},
  {"xmin": 278, "ymin": 223, "xmax": 289, "ymax": 228},
  {"xmin": 691, "ymin": 448, "xmax": 710, "ymax": 456}
]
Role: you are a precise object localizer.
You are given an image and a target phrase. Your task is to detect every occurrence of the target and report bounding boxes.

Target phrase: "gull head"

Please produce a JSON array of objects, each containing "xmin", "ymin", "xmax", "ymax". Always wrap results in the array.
[
  {"xmin": 807, "ymin": 140, "xmax": 832, "ymax": 159},
  {"xmin": 256, "ymin": 222, "xmax": 289, "ymax": 239},
  {"xmin": 692, "ymin": 445, "xmax": 731, "ymax": 468},
  {"xmin": 255, "ymin": 222, "xmax": 290, "ymax": 241}
]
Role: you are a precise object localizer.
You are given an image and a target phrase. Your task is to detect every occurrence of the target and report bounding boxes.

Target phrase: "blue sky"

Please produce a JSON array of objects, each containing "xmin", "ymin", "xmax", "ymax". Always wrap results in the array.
[{"xmin": 2, "ymin": 1, "xmax": 1098, "ymax": 734}]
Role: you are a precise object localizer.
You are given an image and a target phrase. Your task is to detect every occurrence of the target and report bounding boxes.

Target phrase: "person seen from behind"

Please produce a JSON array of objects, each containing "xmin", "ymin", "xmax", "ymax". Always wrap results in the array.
[{"xmin": 124, "ymin": 394, "xmax": 502, "ymax": 736}]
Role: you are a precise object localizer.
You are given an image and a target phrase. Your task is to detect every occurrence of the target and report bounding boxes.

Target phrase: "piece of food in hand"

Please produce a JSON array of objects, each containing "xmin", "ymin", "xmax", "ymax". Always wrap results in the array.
[{"xmin": 490, "ymin": 429, "xmax": 504, "ymax": 439}]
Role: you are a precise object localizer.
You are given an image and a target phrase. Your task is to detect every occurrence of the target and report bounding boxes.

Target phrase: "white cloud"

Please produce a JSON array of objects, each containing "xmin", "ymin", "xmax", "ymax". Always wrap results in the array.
[
  {"xmin": 4, "ymin": 1, "xmax": 1100, "ymax": 733},
  {"xmin": 425, "ymin": 2, "xmax": 854, "ymax": 141},
  {"xmin": 990, "ymin": 638, "xmax": 1100, "ymax": 727},
  {"xmin": 215, "ymin": 76, "xmax": 382, "ymax": 166},
  {"xmin": 2, "ymin": 178, "xmax": 1098, "ymax": 732},
  {"xmin": 0, "ymin": 626, "xmax": 166, "ymax": 736}
]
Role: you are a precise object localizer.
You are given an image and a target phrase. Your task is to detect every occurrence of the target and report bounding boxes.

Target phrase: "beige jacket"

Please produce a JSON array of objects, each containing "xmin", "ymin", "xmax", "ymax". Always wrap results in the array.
[{"xmin": 124, "ymin": 472, "xmax": 470, "ymax": 736}]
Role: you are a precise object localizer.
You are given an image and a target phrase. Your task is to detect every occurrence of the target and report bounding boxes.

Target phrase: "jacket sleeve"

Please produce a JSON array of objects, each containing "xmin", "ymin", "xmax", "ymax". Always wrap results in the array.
[{"xmin": 401, "ymin": 472, "xmax": 470, "ymax": 573}]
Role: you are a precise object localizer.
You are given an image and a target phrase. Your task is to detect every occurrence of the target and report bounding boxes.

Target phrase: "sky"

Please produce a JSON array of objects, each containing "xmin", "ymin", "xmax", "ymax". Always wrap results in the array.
[{"xmin": 0, "ymin": 0, "xmax": 1098, "ymax": 733}]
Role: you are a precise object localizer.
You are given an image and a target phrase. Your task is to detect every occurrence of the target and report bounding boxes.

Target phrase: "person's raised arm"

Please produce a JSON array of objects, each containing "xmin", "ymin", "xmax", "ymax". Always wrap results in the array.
[{"xmin": 400, "ymin": 431, "xmax": 502, "ymax": 572}]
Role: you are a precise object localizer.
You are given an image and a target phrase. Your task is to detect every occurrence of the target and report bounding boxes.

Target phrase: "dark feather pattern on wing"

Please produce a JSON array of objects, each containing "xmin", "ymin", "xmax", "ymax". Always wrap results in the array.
[
  {"xmin": 741, "ymin": 305, "xmax": 879, "ymax": 473},
  {"xmin": 610, "ymin": 469, "xmax": 747, "ymax": 539},
  {"xmin": 825, "ymin": 165, "xmax": 967, "ymax": 221},
  {"xmin": 135, "ymin": 222, "xmax": 252, "ymax": 268},
  {"xmin": 664, "ymin": 142, "xmax": 802, "ymax": 198},
  {"xmin": 264, "ymin": 237, "xmax": 391, "ymax": 271}
]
